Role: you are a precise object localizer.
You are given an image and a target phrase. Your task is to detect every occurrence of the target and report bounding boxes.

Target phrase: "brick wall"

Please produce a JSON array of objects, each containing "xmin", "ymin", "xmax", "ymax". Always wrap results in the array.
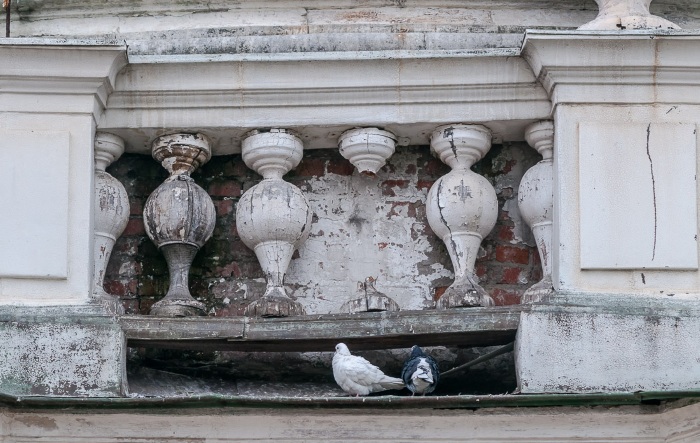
[{"xmin": 105, "ymin": 143, "xmax": 542, "ymax": 316}]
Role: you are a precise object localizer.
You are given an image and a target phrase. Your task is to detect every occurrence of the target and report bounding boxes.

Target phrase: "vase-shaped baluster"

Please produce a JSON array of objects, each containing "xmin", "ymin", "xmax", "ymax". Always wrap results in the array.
[
  {"xmin": 143, "ymin": 133, "xmax": 216, "ymax": 317},
  {"xmin": 426, "ymin": 124, "xmax": 498, "ymax": 309},
  {"xmin": 93, "ymin": 132, "xmax": 130, "ymax": 313},
  {"xmin": 519, "ymin": 121, "xmax": 555, "ymax": 304},
  {"xmin": 237, "ymin": 129, "xmax": 312, "ymax": 317},
  {"xmin": 338, "ymin": 127, "xmax": 396, "ymax": 175}
]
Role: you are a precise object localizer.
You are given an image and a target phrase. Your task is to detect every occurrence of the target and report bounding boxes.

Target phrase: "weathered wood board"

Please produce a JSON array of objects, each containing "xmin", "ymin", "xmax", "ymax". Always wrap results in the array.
[{"xmin": 121, "ymin": 307, "xmax": 523, "ymax": 352}]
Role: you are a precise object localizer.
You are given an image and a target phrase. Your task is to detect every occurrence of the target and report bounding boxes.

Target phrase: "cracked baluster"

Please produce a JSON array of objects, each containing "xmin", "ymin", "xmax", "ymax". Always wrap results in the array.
[
  {"xmin": 426, "ymin": 124, "xmax": 497, "ymax": 309},
  {"xmin": 578, "ymin": 0, "xmax": 679, "ymax": 30},
  {"xmin": 340, "ymin": 276, "xmax": 400, "ymax": 314},
  {"xmin": 237, "ymin": 129, "xmax": 312, "ymax": 317},
  {"xmin": 518, "ymin": 121, "xmax": 554, "ymax": 304},
  {"xmin": 143, "ymin": 133, "xmax": 216, "ymax": 317},
  {"xmin": 338, "ymin": 127, "xmax": 396, "ymax": 175},
  {"xmin": 93, "ymin": 132, "xmax": 130, "ymax": 314}
]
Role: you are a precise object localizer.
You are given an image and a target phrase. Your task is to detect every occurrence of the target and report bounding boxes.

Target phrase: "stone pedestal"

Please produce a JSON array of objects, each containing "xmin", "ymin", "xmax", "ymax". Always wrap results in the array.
[
  {"xmin": 143, "ymin": 133, "xmax": 216, "ymax": 317},
  {"xmin": 237, "ymin": 129, "xmax": 312, "ymax": 317},
  {"xmin": 426, "ymin": 124, "xmax": 497, "ymax": 309},
  {"xmin": 0, "ymin": 305, "xmax": 126, "ymax": 397}
]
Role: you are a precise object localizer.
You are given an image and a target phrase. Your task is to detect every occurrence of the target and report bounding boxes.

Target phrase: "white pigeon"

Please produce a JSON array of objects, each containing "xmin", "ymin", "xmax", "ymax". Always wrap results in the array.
[{"xmin": 332, "ymin": 343, "xmax": 405, "ymax": 396}]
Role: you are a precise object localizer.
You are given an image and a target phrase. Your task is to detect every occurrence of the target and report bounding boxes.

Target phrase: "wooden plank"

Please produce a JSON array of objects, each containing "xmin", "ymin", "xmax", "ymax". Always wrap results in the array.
[
  {"xmin": 122, "ymin": 306, "xmax": 523, "ymax": 352},
  {"xmin": 119, "ymin": 316, "xmax": 245, "ymax": 341}
]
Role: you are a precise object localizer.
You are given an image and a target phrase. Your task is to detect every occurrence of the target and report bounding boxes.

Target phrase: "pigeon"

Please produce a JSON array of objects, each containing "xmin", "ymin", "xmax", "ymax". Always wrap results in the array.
[
  {"xmin": 401, "ymin": 345, "xmax": 440, "ymax": 396},
  {"xmin": 332, "ymin": 343, "xmax": 405, "ymax": 396}
]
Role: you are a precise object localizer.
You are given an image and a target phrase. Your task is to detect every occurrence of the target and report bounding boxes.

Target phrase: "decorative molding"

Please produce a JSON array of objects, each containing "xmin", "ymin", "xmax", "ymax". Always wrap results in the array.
[
  {"xmin": 100, "ymin": 53, "xmax": 550, "ymax": 154},
  {"xmin": 0, "ymin": 40, "xmax": 127, "ymax": 121},
  {"xmin": 522, "ymin": 30, "xmax": 700, "ymax": 107}
]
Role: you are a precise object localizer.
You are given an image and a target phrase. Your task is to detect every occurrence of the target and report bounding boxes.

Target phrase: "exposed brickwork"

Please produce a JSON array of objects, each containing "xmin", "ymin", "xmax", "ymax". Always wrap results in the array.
[{"xmin": 105, "ymin": 143, "xmax": 541, "ymax": 315}]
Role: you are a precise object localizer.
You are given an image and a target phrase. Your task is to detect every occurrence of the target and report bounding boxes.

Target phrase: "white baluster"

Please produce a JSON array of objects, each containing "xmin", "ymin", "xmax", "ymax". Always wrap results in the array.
[
  {"xmin": 338, "ymin": 127, "xmax": 396, "ymax": 175},
  {"xmin": 236, "ymin": 129, "xmax": 312, "ymax": 317},
  {"xmin": 426, "ymin": 124, "xmax": 497, "ymax": 309},
  {"xmin": 518, "ymin": 121, "xmax": 554, "ymax": 304},
  {"xmin": 93, "ymin": 132, "xmax": 130, "ymax": 313},
  {"xmin": 143, "ymin": 133, "xmax": 216, "ymax": 317}
]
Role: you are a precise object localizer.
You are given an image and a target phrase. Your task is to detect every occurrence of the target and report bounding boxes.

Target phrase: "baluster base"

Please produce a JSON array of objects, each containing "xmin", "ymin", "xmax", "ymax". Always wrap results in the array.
[
  {"xmin": 150, "ymin": 243, "xmax": 207, "ymax": 317},
  {"xmin": 437, "ymin": 274, "xmax": 494, "ymax": 309},
  {"xmin": 244, "ymin": 286, "xmax": 306, "ymax": 317},
  {"xmin": 341, "ymin": 294, "xmax": 400, "ymax": 314},
  {"xmin": 521, "ymin": 277, "xmax": 554, "ymax": 304}
]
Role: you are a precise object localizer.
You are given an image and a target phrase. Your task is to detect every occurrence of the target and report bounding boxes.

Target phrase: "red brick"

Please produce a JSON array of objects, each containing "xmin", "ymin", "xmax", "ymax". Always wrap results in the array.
[
  {"xmin": 501, "ymin": 267, "xmax": 524, "ymax": 285},
  {"xmin": 208, "ymin": 181, "xmax": 241, "ymax": 197},
  {"xmin": 129, "ymin": 199, "xmax": 144, "ymax": 216},
  {"xmin": 433, "ymin": 286, "xmax": 448, "ymax": 302},
  {"xmin": 404, "ymin": 163, "xmax": 417, "ymax": 175},
  {"xmin": 496, "ymin": 225, "xmax": 515, "ymax": 242},
  {"xmin": 416, "ymin": 179, "xmax": 434, "ymax": 191},
  {"xmin": 475, "ymin": 264, "xmax": 488, "ymax": 279},
  {"xmin": 103, "ymin": 279, "xmax": 138, "ymax": 297},
  {"xmin": 122, "ymin": 218, "xmax": 145, "ymax": 236},
  {"xmin": 121, "ymin": 299, "xmax": 140, "ymax": 315},
  {"xmin": 388, "ymin": 201, "xmax": 417, "ymax": 218},
  {"xmin": 381, "ymin": 179, "xmax": 410, "ymax": 196},
  {"xmin": 491, "ymin": 288, "xmax": 522, "ymax": 306},
  {"xmin": 138, "ymin": 297, "xmax": 158, "ymax": 315},
  {"xmin": 326, "ymin": 159, "xmax": 355, "ymax": 176},
  {"xmin": 495, "ymin": 245, "xmax": 530, "ymax": 265},
  {"xmin": 295, "ymin": 158, "xmax": 326, "ymax": 177},
  {"xmin": 215, "ymin": 199, "xmax": 234, "ymax": 216},
  {"xmin": 424, "ymin": 158, "xmax": 449, "ymax": 177}
]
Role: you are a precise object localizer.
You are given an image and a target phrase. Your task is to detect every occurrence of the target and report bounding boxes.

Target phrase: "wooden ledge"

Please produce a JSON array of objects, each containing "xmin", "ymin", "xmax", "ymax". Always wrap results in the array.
[{"xmin": 121, "ymin": 306, "xmax": 524, "ymax": 352}]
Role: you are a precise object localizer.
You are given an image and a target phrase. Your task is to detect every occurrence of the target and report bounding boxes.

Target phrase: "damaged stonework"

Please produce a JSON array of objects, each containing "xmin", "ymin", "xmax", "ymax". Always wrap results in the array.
[{"xmin": 0, "ymin": 305, "xmax": 126, "ymax": 397}]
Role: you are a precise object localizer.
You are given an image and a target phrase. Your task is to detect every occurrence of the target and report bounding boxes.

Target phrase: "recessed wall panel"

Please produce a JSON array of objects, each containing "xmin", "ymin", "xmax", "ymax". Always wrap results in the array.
[
  {"xmin": 579, "ymin": 122, "xmax": 697, "ymax": 269},
  {"xmin": 0, "ymin": 131, "xmax": 69, "ymax": 278}
]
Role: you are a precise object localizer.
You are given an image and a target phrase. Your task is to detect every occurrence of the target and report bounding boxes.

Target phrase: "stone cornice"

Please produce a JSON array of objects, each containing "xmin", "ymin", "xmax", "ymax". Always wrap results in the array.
[
  {"xmin": 101, "ymin": 49, "xmax": 551, "ymax": 154},
  {"xmin": 522, "ymin": 30, "xmax": 700, "ymax": 108},
  {"xmin": 0, "ymin": 39, "xmax": 127, "ymax": 122}
]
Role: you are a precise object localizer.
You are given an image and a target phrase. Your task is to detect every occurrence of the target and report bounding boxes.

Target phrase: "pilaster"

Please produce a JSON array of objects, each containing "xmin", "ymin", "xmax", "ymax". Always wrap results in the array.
[{"xmin": 517, "ymin": 30, "xmax": 700, "ymax": 393}]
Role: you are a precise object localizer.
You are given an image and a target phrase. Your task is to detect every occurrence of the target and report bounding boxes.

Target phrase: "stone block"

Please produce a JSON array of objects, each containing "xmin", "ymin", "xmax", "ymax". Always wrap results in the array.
[
  {"xmin": 0, "ymin": 305, "xmax": 126, "ymax": 397},
  {"xmin": 516, "ymin": 294, "xmax": 700, "ymax": 393}
]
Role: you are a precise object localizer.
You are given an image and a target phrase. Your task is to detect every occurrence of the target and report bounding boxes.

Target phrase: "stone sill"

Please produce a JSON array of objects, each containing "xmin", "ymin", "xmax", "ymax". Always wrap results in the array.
[
  {"xmin": 1, "ymin": 391, "xmax": 698, "ymax": 411},
  {"xmin": 121, "ymin": 306, "xmax": 523, "ymax": 352}
]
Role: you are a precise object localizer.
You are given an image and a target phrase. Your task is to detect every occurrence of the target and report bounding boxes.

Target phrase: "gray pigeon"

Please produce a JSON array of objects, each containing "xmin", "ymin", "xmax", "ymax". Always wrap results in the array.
[
  {"xmin": 332, "ymin": 343, "xmax": 405, "ymax": 396},
  {"xmin": 401, "ymin": 345, "xmax": 440, "ymax": 395}
]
